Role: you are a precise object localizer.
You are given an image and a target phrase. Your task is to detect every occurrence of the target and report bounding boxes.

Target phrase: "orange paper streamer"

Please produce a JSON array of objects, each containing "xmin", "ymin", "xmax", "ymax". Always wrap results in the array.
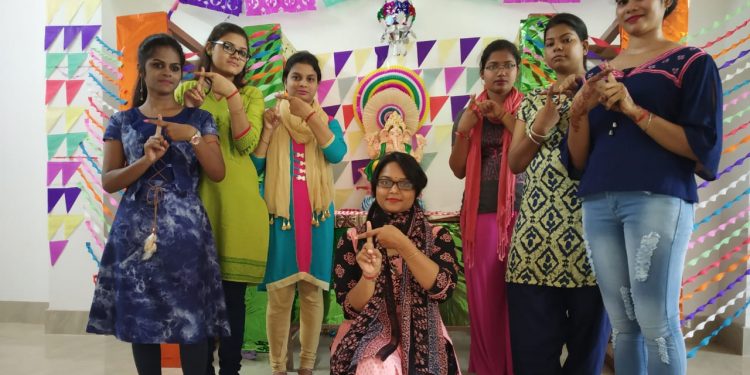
[{"xmin": 680, "ymin": 252, "xmax": 750, "ymax": 303}]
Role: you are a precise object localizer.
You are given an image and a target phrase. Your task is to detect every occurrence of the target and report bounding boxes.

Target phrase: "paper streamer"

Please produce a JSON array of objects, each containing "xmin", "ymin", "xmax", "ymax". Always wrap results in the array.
[
  {"xmin": 77, "ymin": 170, "xmax": 113, "ymax": 218},
  {"xmin": 698, "ymin": 151, "xmax": 750, "ymax": 189},
  {"xmin": 84, "ymin": 220, "xmax": 105, "ymax": 250},
  {"xmin": 78, "ymin": 143, "xmax": 102, "ymax": 174},
  {"xmin": 722, "ymin": 134, "xmax": 750, "ymax": 155},
  {"xmin": 690, "ymin": 207, "xmax": 750, "ymax": 250},
  {"xmin": 724, "ymin": 65, "xmax": 750, "ymax": 84},
  {"xmin": 713, "ymin": 33, "xmax": 750, "ymax": 60},
  {"xmin": 686, "ymin": 290, "xmax": 750, "ymax": 358},
  {"xmin": 696, "ymin": 172, "xmax": 749, "ymax": 209},
  {"xmin": 722, "ymin": 90, "xmax": 750, "ymax": 111},
  {"xmin": 680, "ymin": 251, "xmax": 750, "ymax": 303},
  {"xmin": 85, "ymin": 242, "xmax": 101, "ymax": 267},
  {"xmin": 682, "ymin": 267, "xmax": 749, "ymax": 327},
  {"xmin": 687, "ymin": 221, "xmax": 750, "ymax": 267},
  {"xmin": 180, "ymin": 0, "xmax": 242, "ymax": 16},
  {"xmin": 91, "ymin": 48, "xmax": 122, "ymax": 66},
  {"xmin": 87, "ymin": 97, "xmax": 111, "ymax": 120},
  {"xmin": 693, "ymin": 188, "xmax": 750, "ymax": 230},
  {"xmin": 89, "ymin": 50, "xmax": 122, "ymax": 79},
  {"xmin": 78, "ymin": 182, "xmax": 113, "ymax": 220},
  {"xmin": 683, "ymin": 238, "xmax": 750, "ymax": 286},
  {"xmin": 89, "ymin": 59, "xmax": 118, "ymax": 86},
  {"xmin": 84, "ymin": 110, "xmax": 105, "ymax": 131},
  {"xmin": 684, "ymin": 290, "xmax": 745, "ymax": 339},
  {"xmin": 682, "ymin": 1, "xmax": 750, "ymax": 43},
  {"xmin": 245, "ymin": 0, "xmax": 315, "ymax": 16},
  {"xmin": 95, "ymin": 36, "xmax": 122, "ymax": 56},
  {"xmin": 724, "ymin": 104, "xmax": 750, "ymax": 124},
  {"xmin": 88, "ymin": 72, "xmax": 126, "ymax": 105},
  {"xmin": 725, "ymin": 120, "xmax": 750, "ymax": 140},
  {"xmin": 700, "ymin": 17, "xmax": 750, "ymax": 49},
  {"xmin": 718, "ymin": 48, "xmax": 750, "ymax": 70}
]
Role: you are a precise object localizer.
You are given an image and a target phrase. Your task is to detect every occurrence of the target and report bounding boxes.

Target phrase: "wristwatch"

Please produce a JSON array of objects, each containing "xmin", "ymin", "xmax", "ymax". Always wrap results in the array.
[{"xmin": 190, "ymin": 129, "xmax": 202, "ymax": 145}]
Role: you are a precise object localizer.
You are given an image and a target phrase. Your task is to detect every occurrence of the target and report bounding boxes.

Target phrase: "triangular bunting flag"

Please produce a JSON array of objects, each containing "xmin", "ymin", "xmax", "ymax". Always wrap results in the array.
[
  {"xmin": 460, "ymin": 37, "xmax": 481, "ymax": 64},
  {"xmin": 444, "ymin": 67, "xmax": 466, "ymax": 94},
  {"xmin": 429, "ymin": 96, "xmax": 450, "ymax": 122},
  {"xmin": 47, "ymin": 161, "xmax": 79, "ymax": 186},
  {"xmin": 341, "ymin": 104, "xmax": 355, "ymax": 130},
  {"xmin": 316, "ymin": 53, "xmax": 332, "ymax": 72},
  {"xmin": 337, "ymin": 76, "xmax": 357, "ymax": 101},
  {"xmin": 67, "ymin": 53, "xmax": 88, "ymax": 79},
  {"xmin": 333, "ymin": 50, "xmax": 353, "ymax": 77},
  {"xmin": 437, "ymin": 39, "xmax": 458, "ymax": 65},
  {"xmin": 80, "ymin": 25, "xmax": 101, "ymax": 50},
  {"xmin": 45, "ymin": 26, "xmax": 64, "ymax": 50},
  {"xmin": 65, "ymin": 132, "xmax": 88, "ymax": 156},
  {"xmin": 66, "ymin": 80, "xmax": 85, "ymax": 105},
  {"xmin": 334, "ymin": 188, "xmax": 355, "ymax": 211},
  {"xmin": 421, "ymin": 68, "xmax": 442, "ymax": 91},
  {"xmin": 346, "ymin": 130, "xmax": 364, "ymax": 155},
  {"xmin": 65, "ymin": 0, "xmax": 84, "ymax": 24},
  {"xmin": 433, "ymin": 125, "xmax": 454, "ymax": 145},
  {"xmin": 48, "ymin": 134, "xmax": 67, "ymax": 159},
  {"xmin": 419, "ymin": 152, "xmax": 438, "ymax": 171},
  {"xmin": 332, "ymin": 161, "xmax": 348, "ymax": 182},
  {"xmin": 82, "ymin": 0, "xmax": 101, "ymax": 23},
  {"xmin": 63, "ymin": 215, "xmax": 85, "ymax": 238},
  {"xmin": 46, "ymin": 53, "xmax": 66, "ymax": 79},
  {"xmin": 46, "ymin": 80, "xmax": 65, "ymax": 105},
  {"xmin": 416, "ymin": 125, "xmax": 432, "ymax": 137},
  {"xmin": 60, "ymin": 161, "xmax": 81, "ymax": 185},
  {"xmin": 450, "ymin": 95, "xmax": 471, "ymax": 120},
  {"xmin": 317, "ymin": 79, "xmax": 335, "ymax": 103},
  {"xmin": 416, "ymin": 40, "xmax": 436, "ymax": 67},
  {"xmin": 46, "ymin": 107, "xmax": 66, "ymax": 133},
  {"xmin": 47, "ymin": 0, "xmax": 64, "ymax": 23},
  {"xmin": 353, "ymin": 48, "xmax": 372, "ymax": 75},
  {"xmin": 48, "ymin": 215, "xmax": 65, "ymax": 240},
  {"xmin": 48, "ymin": 188, "xmax": 66, "ymax": 212},
  {"xmin": 64, "ymin": 187, "xmax": 82, "ymax": 212},
  {"xmin": 323, "ymin": 105, "xmax": 341, "ymax": 118},
  {"xmin": 65, "ymin": 107, "xmax": 86, "ymax": 132},
  {"xmin": 63, "ymin": 25, "xmax": 82, "ymax": 50},
  {"xmin": 351, "ymin": 159, "xmax": 371, "ymax": 185},
  {"xmin": 466, "ymin": 67, "xmax": 481, "ymax": 92},
  {"xmin": 49, "ymin": 240, "xmax": 69, "ymax": 266},
  {"xmin": 375, "ymin": 45, "xmax": 389, "ymax": 69}
]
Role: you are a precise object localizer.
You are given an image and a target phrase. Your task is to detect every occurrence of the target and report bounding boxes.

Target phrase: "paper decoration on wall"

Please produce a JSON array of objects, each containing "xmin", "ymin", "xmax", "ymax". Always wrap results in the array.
[
  {"xmin": 46, "ymin": 80, "xmax": 65, "ymax": 104},
  {"xmin": 444, "ymin": 66, "xmax": 465, "ymax": 94},
  {"xmin": 518, "ymin": 15, "xmax": 557, "ymax": 93},
  {"xmin": 48, "ymin": 214, "xmax": 85, "ymax": 240},
  {"xmin": 450, "ymin": 95, "xmax": 470, "ymax": 120},
  {"xmin": 48, "ymin": 161, "xmax": 82, "ymax": 185},
  {"xmin": 48, "ymin": 187, "xmax": 82, "ymax": 213},
  {"xmin": 350, "ymin": 159, "xmax": 371, "ymax": 184},
  {"xmin": 66, "ymin": 80, "xmax": 84, "ymax": 105},
  {"xmin": 353, "ymin": 66, "xmax": 429, "ymax": 130},
  {"xmin": 323, "ymin": 0, "xmax": 347, "ymax": 5},
  {"xmin": 48, "ymin": 133, "xmax": 88, "ymax": 159},
  {"xmin": 55, "ymin": 25, "xmax": 100, "ymax": 50},
  {"xmin": 179, "ymin": 0, "xmax": 242, "ymax": 16},
  {"xmin": 67, "ymin": 53, "xmax": 87, "ymax": 78},
  {"xmin": 242, "ymin": 24, "xmax": 289, "ymax": 106},
  {"xmin": 49, "ymin": 240, "xmax": 69, "ymax": 266},
  {"xmin": 377, "ymin": 0, "xmax": 417, "ymax": 57},
  {"xmin": 116, "ymin": 12, "xmax": 168, "ymax": 109},
  {"xmin": 245, "ymin": 0, "xmax": 316, "ymax": 16},
  {"xmin": 416, "ymin": 40, "xmax": 436, "ymax": 67},
  {"xmin": 504, "ymin": 0, "xmax": 579, "ymax": 2},
  {"xmin": 318, "ymin": 79, "xmax": 335, "ymax": 103},
  {"xmin": 621, "ymin": 0, "xmax": 688, "ymax": 48},
  {"xmin": 334, "ymin": 51, "xmax": 353, "ymax": 77},
  {"xmin": 46, "ymin": 53, "xmax": 66, "ymax": 78},
  {"xmin": 47, "ymin": 0, "xmax": 102, "ymax": 24}
]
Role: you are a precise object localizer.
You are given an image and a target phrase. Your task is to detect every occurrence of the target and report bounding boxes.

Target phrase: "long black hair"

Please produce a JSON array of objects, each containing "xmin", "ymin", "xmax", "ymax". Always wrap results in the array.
[
  {"xmin": 545, "ymin": 13, "xmax": 589, "ymax": 69},
  {"xmin": 200, "ymin": 22, "xmax": 249, "ymax": 89},
  {"xmin": 131, "ymin": 33, "xmax": 185, "ymax": 108}
]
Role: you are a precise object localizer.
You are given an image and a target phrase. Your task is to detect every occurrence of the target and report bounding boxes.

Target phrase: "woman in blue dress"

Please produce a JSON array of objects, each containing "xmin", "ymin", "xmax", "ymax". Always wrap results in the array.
[
  {"xmin": 86, "ymin": 34, "xmax": 230, "ymax": 375},
  {"xmin": 566, "ymin": 0, "xmax": 722, "ymax": 373}
]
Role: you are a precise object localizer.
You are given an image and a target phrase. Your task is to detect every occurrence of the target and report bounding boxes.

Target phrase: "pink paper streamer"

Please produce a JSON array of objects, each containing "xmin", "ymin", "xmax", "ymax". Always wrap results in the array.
[
  {"xmin": 245, "ymin": 0, "xmax": 316, "ymax": 16},
  {"xmin": 89, "ymin": 51, "xmax": 122, "ymax": 79},
  {"xmin": 689, "ymin": 206, "xmax": 750, "ymax": 249},
  {"xmin": 723, "ymin": 90, "xmax": 750, "ymax": 111},
  {"xmin": 85, "ymin": 220, "xmax": 105, "ymax": 250}
]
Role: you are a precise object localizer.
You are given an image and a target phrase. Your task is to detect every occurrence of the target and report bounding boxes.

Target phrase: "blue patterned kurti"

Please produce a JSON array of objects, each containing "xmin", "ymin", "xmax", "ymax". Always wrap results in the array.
[{"xmin": 86, "ymin": 107, "xmax": 230, "ymax": 344}]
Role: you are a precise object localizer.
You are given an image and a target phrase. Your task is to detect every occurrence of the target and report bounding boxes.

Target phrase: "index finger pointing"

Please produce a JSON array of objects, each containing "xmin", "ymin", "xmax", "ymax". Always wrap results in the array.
[
  {"xmin": 197, "ymin": 67, "xmax": 206, "ymax": 91},
  {"xmin": 365, "ymin": 221, "xmax": 374, "ymax": 246},
  {"xmin": 154, "ymin": 115, "xmax": 163, "ymax": 136}
]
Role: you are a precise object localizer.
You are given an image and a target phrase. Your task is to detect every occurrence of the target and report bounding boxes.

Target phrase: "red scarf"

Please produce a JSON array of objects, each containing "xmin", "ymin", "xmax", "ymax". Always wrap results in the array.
[{"xmin": 460, "ymin": 88, "xmax": 524, "ymax": 268}]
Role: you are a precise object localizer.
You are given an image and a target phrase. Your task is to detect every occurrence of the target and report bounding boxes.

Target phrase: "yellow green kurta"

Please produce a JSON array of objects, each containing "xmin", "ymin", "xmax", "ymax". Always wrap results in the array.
[{"xmin": 176, "ymin": 82, "xmax": 269, "ymax": 284}]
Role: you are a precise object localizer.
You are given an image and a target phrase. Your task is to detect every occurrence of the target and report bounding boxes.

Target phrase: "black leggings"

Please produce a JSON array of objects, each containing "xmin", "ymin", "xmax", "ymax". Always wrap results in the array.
[{"xmin": 132, "ymin": 342, "xmax": 208, "ymax": 375}]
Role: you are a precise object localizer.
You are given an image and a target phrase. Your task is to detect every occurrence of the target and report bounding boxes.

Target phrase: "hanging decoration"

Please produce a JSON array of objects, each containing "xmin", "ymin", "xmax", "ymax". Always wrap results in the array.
[
  {"xmin": 517, "ymin": 14, "xmax": 557, "ymax": 94},
  {"xmin": 377, "ymin": 0, "xmax": 417, "ymax": 57},
  {"xmin": 179, "ymin": 0, "xmax": 242, "ymax": 16}
]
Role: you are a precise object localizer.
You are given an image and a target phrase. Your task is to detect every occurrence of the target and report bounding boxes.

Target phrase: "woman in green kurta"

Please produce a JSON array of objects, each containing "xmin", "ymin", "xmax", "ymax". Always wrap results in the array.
[{"xmin": 175, "ymin": 22, "xmax": 268, "ymax": 375}]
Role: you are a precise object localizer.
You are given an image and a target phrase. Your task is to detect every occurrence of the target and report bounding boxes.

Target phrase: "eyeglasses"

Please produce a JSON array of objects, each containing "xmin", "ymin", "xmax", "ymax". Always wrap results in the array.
[
  {"xmin": 211, "ymin": 41, "xmax": 250, "ymax": 60},
  {"xmin": 484, "ymin": 62, "xmax": 517, "ymax": 72},
  {"xmin": 377, "ymin": 178, "xmax": 414, "ymax": 191}
]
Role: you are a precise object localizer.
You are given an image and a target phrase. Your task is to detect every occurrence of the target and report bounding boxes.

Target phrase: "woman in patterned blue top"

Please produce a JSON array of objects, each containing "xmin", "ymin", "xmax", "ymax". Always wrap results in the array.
[
  {"xmin": 566, "ymin": 1, "xmax": 722, "ymax": 374},
  {"xmin": 86, "ymin": 34, "xmax": 230, "ymax": 375}
]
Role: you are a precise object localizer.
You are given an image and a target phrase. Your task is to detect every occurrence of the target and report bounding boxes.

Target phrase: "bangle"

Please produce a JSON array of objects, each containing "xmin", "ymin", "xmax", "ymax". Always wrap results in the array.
[
  {"xmin": 226, "ymin": 89, "xmax": 240, "ymax": 100},
  {"xmin": 362, "ymin": 272, "xmax": 379, "ymax": 281},
  {"xmin": 634, "ymin": 107, "xmax": 648, "ymax": 124},
  {"xmin": 405, "ymin": 250, "xmax": 421, "ymax": 260},
  {"xmin": 304, "ymin": 111, "xmax": 316, "ymax": 123},
  {"xmin": 642, "ymin": 112, "xmax": 654, "ymax": 133},
  {"xmin": 454, "ymin": 130, "xmax": 471, "ymax": 141},
  {"xmin": 528, "ymin": 123, "xmax": 550, "ymax": 140},
  {"xmin": 526, "ymin": 130, "xmax": 541, "ymax": 145}
]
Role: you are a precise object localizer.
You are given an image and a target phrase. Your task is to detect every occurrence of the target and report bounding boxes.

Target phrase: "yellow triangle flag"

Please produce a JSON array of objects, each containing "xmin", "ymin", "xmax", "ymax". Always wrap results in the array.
[
  {"xmin": 316, "ymin": 53, "xmax": 332, "ymax": 72},
  {"xmin": 334, "ymin": 188, "xmax": 354, "ymax": 210},
  {"xmin": 65, "ymin": 107, "xmax": 86, "ymax": 132},
  {"xmin": 433, "ymin": 124, "xmax": 454, "ymax": 146},
  {"xmin": 437, "ymin": 39, "xmax": 458, "ymax": 65},
  {"xmin": 81, "ymin": 0, "xmax": 101, "ymax": 23},
  {"xmin": 46, "ymin": 0, "xmax": 65, "ymax": 23},
  {"xmin": 63, "ymin": 214, "xmax": 85, "ymax": 238},
  {"xmin": 353, "ymin": 48, "xmax": 372, "ymax": 75},
  {"xmin": 65, "ymin": 0, "xmax": 84, "ymax": 24},
  {"xmin": 46, "ymin": 107, "xmax": 66, "ymax": 133},
  {"xmin": 48, "ymin": 215, "xmax": 65, "ymax": 240},
  {"xmin": 346, "ymin": 130, "xmax": 365, "ymax": 156}
]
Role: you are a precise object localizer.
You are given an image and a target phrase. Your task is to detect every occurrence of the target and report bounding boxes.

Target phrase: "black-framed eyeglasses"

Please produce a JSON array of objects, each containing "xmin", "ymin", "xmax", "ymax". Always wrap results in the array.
[
  {"xmin": 211, "ymin": 40, "xmax": 250, "ymax": 60},
  {"xmin": 377, "ymin": 178, "xmax": 414, "ymax": 191},
  {"xmin": 484, "ymin": 62, "xmax": 517, "ymax": 72}
]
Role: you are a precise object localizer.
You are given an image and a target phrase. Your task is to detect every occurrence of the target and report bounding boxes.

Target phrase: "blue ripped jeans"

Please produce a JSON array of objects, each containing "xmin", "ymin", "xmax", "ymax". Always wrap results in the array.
[{"xmin": 582, "ymin": 192, "xmax": 693, "ymax": 375}]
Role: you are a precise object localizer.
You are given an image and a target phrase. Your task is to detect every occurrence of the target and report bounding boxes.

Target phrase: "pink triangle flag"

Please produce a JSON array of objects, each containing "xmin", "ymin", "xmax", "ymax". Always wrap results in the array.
[
  {"xmin": 46, "ymin": 80, "xmax": 65, "ymax": 105},
  {"xmin": 49, "ymin": 240, "xmax": 68, "ymax": 266},
  {"xmin": 317, "ymin": 79, "xmax": 335, "ymax": 103},
  {"xmin": 444, "ymin": 67, "xmax": 466, "ymax": 94},
  {"xmin": 66, "ymin": 80, "xmax": 85, "ymax": 105}
]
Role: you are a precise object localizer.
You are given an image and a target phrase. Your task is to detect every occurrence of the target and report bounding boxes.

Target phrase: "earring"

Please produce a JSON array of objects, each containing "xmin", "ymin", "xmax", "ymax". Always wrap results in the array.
[{"xmin": 140, "ymin": 77, "xmax": 145, "ymax": 102}]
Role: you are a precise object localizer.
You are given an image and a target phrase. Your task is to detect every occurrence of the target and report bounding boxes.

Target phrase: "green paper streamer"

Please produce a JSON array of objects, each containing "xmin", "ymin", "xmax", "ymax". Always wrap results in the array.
[{"xmin": 517, "ymin": 15, "xmax": 557, "ymax": 94}]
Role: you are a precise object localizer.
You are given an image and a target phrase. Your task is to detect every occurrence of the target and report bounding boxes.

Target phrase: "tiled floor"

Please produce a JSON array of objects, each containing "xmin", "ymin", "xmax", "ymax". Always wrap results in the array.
[{"xmin": 1, "ymin": 323, "xmax": 748, "ymax": 374}]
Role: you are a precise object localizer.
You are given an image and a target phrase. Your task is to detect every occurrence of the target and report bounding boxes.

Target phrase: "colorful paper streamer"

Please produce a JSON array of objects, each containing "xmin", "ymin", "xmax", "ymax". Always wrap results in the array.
[
  {"xmin": 698, "ymin": 151, "xmax": 750, "ymax": 189},
  {"xmin": 693, "ymin": 188, "xmax": 750, "ymax": 230},
  {"xmin": 686, "ymin": 288, "xmax": 750, "ymax": 358},
  {"xmin": 684, "ymin": 290, "xmax": 745, "ymax": 339},
  {"xmin": 180, "ymin": 0, "xmax": 241, "ymax": 16},
  {"xmin": 686, "ymin": 221, "xmax": 750, "ymax": 267}
]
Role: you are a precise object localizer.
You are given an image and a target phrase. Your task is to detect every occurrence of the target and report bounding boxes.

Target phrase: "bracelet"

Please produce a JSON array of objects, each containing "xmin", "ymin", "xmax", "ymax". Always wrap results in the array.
[
  {"xmin": 304, "ymin": 111, "xmax": 316, "ymax": 123},
  {"xmin": 642, "ymin": 112, "xmax": 654, "ymax": 133},
  {"xmin": 405, "ymin": 250, "xmax": 421, "ymax": 260},
  {"xmin": 528, "ymin": 123, "xmax": 550, "ymax": 140},
  {"xmin": 226, "ymin": 89, "xmax": 240, "ymax": 100},
  {"xmin": 634, "ymin": 107, "xmax": 648, "ymax": 124},
  {"xmin": 454, "ymin": 130, "xmax": 471, "ymax": 141},
  {"xmin": 362, "ymin": 272, "xmax": 379, "ymax": 281},
  {"xmin": 526, "ymin": 130, "xmax": 541, "ymax": 145}
]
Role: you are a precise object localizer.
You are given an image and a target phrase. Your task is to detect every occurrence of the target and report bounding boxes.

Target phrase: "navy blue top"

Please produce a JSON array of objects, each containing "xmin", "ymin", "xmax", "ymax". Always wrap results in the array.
[{"xmin": 566, "ymin": 46, "xmax": 723, "ymax": 203}]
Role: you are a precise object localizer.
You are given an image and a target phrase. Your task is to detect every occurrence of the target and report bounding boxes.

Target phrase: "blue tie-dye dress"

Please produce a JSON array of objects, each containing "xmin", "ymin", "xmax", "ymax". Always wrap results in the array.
[{"xmin": 86, "ymin": 107, "xmax": 231, "ymax": 344}]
